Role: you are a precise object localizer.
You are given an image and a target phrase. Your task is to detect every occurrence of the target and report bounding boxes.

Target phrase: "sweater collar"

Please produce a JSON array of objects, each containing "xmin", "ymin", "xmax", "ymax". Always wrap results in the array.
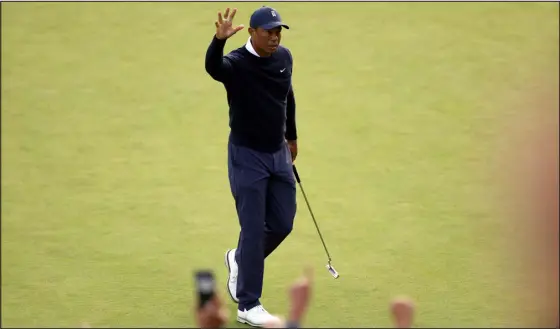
[{"xmin": 245, "ymin": 37, "xmax": 260, "ymax": 57}]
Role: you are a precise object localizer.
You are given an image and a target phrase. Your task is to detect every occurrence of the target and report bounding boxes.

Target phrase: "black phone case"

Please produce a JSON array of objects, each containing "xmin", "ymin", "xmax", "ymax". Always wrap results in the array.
[{"xmin": 195, "ymin": 270, "xmax": 215, "ymax": 309}]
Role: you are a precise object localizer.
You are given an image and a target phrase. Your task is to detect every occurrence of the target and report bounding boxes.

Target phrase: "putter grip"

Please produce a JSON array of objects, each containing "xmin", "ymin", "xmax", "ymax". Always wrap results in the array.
[{"xmin": 292, "ymin": 165, "xmax": 301, "ymax": 183}]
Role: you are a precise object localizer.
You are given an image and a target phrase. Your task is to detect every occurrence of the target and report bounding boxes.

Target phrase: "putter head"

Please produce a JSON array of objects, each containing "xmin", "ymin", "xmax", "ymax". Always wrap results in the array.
[{"xmin": 326, "ymin": 263, "xmax": 339, "ymax": 279}]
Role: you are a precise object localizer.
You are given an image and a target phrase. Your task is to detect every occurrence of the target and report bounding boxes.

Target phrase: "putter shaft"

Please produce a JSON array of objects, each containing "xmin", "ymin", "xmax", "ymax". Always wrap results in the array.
[{"xmin": 292, "ymin": 165, "xmax": 333, "ymax": 262}]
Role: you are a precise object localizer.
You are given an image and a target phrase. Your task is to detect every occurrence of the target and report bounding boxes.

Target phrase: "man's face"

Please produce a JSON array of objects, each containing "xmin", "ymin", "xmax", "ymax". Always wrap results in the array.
[{"xmin": 249, "ymin": 26, "xmax": 282, "ymax": 55}]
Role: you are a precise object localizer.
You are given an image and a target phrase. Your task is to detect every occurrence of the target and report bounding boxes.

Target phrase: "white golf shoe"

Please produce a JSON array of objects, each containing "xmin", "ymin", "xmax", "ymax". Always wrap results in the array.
[
  {"xmin": 237, "ymin": 305, "xmax": 280, "ymax": 328},
  {"xmin": 224, "ymin": 248, "xmax": 239, "ymax": 303}
]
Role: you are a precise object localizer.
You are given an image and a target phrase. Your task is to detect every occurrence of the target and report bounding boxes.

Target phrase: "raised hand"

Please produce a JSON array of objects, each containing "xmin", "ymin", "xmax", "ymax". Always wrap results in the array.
[{"xmin": 215, "ymin": 8, "xmax": 245, "ymax": 40}]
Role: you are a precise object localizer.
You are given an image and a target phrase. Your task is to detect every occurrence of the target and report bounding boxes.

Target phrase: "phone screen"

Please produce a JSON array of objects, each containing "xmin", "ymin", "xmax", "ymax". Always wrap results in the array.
[{"xmin": 195, "ymin": 270, "xmax": 215, "ymax": 309}]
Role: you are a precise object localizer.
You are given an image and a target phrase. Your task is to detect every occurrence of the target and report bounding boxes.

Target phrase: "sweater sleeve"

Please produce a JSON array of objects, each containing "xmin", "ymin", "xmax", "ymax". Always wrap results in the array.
[
  {"xmin": 285, "ymin": 48, "xmax": 297, "ymax": 141},
  {"xmin": 205, "ymin": 35, "xmax": 234, "ymax": 82},
  {"xmin": 285, "ymin": 86, "xmax": 297, "ymax": 141}
]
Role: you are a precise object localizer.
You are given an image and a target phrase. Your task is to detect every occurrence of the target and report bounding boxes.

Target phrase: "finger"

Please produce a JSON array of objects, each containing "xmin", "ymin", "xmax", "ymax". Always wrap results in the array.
[
  {"xmin": 304, "ymin": 266, "xmax": 314, "ymax": 281},
  {"xmin": 224, "ymin": 8, "xmax": 230, "ymax": 20},
  {"xmin": 215, "ymin": 21, "xmax": 219, "ymax": 29},
  {"xmin": 212, "ymin": 293, "xmax": 223, "ymax": 308},
  {"xmin": 204, "ymin": 296, "xmax": 218, "ymax": 310},
  {"xmin": 202, "ymin": 299, "xmax": 218, "ymax": 314},
  {"xmin": 217, "ymin": 12, "xmax": 224, "ymax": 25},
  {"xmin": 233, "ymin": 24, "xmax": 245, "ymax": 33},
  {"xmin": 230, "ymin": 8, "xmax": 238, "ymax": 21},
  {"xmin": 220, "ymin": 305, "xmax": 230, "ymax": 318},
  {"xmin": 219, "ymin": 308, "xmax": 229, "ymax": 323}
]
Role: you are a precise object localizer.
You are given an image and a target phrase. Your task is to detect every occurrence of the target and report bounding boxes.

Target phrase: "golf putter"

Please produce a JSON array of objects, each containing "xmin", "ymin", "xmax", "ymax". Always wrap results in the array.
[{"xmin": 292, "ymin": 165, "xmax": 340, "ymax": 279}]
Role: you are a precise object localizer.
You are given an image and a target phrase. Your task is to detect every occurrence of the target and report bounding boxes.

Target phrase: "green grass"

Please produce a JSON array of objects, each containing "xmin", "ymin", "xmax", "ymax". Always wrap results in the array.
[{"xmin": 2, "ymin": 2, "xmax": 558, "ymax": 327}]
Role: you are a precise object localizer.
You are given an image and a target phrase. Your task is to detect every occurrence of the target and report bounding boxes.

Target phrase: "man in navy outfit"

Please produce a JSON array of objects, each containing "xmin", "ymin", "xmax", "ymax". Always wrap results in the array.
[{"xmin": 205, "ymin": 6, "xmax": 298, "ymax": 327}]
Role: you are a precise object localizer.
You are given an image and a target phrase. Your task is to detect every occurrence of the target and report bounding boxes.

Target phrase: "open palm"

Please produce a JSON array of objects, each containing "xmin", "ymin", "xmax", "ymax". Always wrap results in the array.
[{"xmin": 215, "ymin": 8, "xmax": 244, "ymax": 40}]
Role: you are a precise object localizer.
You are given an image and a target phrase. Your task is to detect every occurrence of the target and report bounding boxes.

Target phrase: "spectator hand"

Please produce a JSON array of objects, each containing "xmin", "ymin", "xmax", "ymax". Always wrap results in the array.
[
  {"xmin": 196, "ymin": 294, "xmax": 229, "ymax": 329},
  {"xmin": 390, "ymin": 296, "xmax": 415, "ymax": 328},
  {"xmin": 288, "ymin": 267, "xmax": 313, "ymax": 325}
]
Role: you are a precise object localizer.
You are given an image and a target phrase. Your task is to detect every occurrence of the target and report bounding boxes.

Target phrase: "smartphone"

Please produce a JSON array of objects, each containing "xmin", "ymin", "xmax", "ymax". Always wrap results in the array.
[{"xmin": 195, "ymin": 270, "xmax": 216, "ymax": 309}]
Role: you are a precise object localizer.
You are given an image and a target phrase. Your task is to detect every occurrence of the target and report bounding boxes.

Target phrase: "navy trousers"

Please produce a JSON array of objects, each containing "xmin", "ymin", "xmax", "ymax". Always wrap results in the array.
[{"xmin": 227, "ymin": 137, "xmax": 297, "ymax": 311}]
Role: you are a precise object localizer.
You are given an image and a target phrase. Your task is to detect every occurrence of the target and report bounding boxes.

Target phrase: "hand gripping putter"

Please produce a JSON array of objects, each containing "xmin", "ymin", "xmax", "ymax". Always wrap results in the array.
[{"xmin": 292, "ymin": 165, "xmax": 340, "ymax": 279}]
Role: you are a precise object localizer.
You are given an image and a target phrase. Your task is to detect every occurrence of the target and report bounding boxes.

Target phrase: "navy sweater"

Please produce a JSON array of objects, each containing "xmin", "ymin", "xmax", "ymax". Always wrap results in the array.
[{"xmin": 205, "ymin": 35, "xmax": 297, "ymax": 153}]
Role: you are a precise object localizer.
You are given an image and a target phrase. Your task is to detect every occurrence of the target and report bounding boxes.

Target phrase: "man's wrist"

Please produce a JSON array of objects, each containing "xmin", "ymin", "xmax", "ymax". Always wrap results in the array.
[{"xmin": 214, "ymin": 34, "xmax": 228, "ymax": 41}]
